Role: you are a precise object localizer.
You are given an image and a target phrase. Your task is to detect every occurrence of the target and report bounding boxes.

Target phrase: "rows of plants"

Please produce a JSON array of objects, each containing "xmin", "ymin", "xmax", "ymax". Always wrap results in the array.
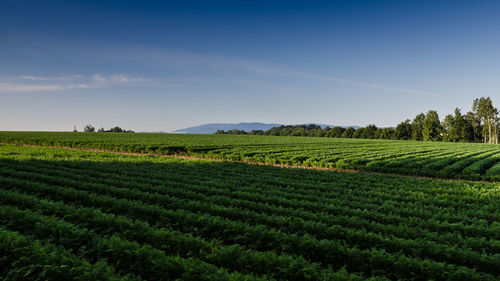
[
  {"xmin": 0, "ymin": 228, "xmax": 137, "ymax": 281},
  {"xmin": 1, "ymin": 144, "xmax": 499, "ymax": 280},
  {"xmin": 0, "ymin": 131, "xmax": 498, "ymax": 180},
  {"xmin": 2, "ymin": 158, "xmax": 499, "ymax": 241},
  {"xmin": 3, "ymin": 167, "xmax": 500, "ymax": 276}
]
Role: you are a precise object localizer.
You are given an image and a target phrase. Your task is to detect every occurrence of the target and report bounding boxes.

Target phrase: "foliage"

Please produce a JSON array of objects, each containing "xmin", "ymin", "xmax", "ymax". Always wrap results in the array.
[
  {"xmin": 215, "ymin": 97, "xmax": 499, "ymax": 144},
  {"xmin": 473, "ymin": 97, "xmax": 499, "ymax": 144},
  {"xmin": 395, "ymin": 119, "xmax": 412, "ymax": 140},
  {"xmin": 84, "ymin": 124, "xmax": 95, "ymax": 132},
  {"xmin": 411, "ymin": 113, "xmax": 426, "ymax": 141},
  {"xmin": 100, "ymin": 126, "xmax": 135, "ymax": 133},
  {"xmin": 422, "ymin": 110, "xmax": 441, "ymax": 141},
  {"xmin": 0, "ymin": 144, "xmax": 499, "ymax": 280},
  {"xmin": 0, "ymin": 132, "xmax": 499, "ymax": 180}
]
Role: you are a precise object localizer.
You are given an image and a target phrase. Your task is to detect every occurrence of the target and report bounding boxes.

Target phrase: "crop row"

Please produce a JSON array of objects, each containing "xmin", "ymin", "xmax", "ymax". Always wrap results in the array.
[
  {"xmin": 0, "ymin": 189, "xmax": 352, "ymax": 281},
  {"xmin": 2, "ymin": 160, "xmax": 499, "ymax": 249},
  {"xmin": 0, "ymin": 204, "xmax": 269, "ymax": 281},
  {"xmin": 2, "ymin": 158, "xmax": 498, "ymax": 230},
  {"xmin": 3, "ymin": 167, "xmax": 500, "ymax": 276},
  {"xmin": 1, "ymin": 155, "xmax": 499, "ymax": 246},
  {"xmin": 1, "ymin": 165, "xmax": 498, "ymax": 280},
  {"xmin": 0, "ymin": 132, "xmax": 499, "ymax": 180},
  {"xmin": 1, "ymin": 144, "xmax": 499, "ymax": 280},
  {"xmin": 0, "ymin": 228, "xmax": 139, "ymax": 281}
]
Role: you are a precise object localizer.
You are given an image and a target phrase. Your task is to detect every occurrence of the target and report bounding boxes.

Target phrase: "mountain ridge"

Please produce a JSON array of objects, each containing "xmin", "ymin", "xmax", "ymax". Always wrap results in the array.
[{"xmin": 172, "ymin": 122, "xmax": 361, "ymax": 134}]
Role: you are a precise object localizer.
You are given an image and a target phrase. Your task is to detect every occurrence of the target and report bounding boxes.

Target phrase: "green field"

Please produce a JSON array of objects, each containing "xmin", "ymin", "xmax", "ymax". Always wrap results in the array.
[
  {"xmin": 1, "ymin": 144, "xmax": 500, "ymax": 280},
  {"xmin": 0, "ymin": 131, "xmax": 499, "ymax": 180}
]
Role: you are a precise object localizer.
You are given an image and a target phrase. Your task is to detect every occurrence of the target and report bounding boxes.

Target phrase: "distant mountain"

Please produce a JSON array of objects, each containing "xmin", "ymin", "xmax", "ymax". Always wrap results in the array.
[
  {"xmin": 173, "ymin": 122, "xmax": 281, "ymax": 134},
  {"xmin": 173, "ymin": 122, "xmax": 361, "ymax": 134}
]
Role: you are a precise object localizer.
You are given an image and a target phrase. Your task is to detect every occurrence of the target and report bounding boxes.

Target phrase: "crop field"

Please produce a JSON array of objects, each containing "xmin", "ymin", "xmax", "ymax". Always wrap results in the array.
[
  {"xmin": 1, "ymin": 143, "xmax": 500, "ymax": 280},
  {"xmin": 0, "ymin": 131, "xmax": 499, "ymax": 180}
]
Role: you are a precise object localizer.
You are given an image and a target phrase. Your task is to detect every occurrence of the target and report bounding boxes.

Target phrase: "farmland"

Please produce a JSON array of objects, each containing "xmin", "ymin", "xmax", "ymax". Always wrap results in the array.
[
  {"xmin": 0, "ymin": 131, "xmax": 499, "ymax": 180},
  {"xmin": 0, "ymin": 143, "xmax": 500, "ymax": 280},
  {"xmin": 4, "ymin": 0, "xmax": 500, "ymax": 280}
]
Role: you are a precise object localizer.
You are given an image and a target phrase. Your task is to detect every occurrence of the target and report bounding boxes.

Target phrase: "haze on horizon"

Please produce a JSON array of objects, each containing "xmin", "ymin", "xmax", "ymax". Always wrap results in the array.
[{"xmin": 1, "ymin": 0, "xmax": 499, "ymax": 132}]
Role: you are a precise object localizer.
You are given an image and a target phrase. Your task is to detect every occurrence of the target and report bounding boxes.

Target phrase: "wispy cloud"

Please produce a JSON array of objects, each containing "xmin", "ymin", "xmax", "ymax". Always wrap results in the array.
[
  {"xmin": 0, "ymin": 74, "xmax": 147, "ymax": 93},
  {"xmin": 20, "ymin": 75, "xmax": 83, "ymax": 81},
  {"xmin": 295, "ymin": 73, "xmax": 440, "ymax": 96},
  {"xmin": 238, "ymin": 62, "xmax": 439, "ymax": 96},
  {"xmin": 92, "ymin": 74, "xmax": 147, "ymax": 83},
  {"xmin": 108, "ymin": 45, "xmax": 439, "ymax": 97},
  {"xmin": 0, "ymin": 82, "xmax": 88, "ymax": 93},
  {"xmin": 1, "ymin": 39, "xmax": 438, "ymax": 96}
]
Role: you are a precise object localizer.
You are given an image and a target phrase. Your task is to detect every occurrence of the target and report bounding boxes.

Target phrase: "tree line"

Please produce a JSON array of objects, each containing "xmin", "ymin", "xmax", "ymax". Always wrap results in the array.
[
  {"xmin": 74, "ymin": 125, "xmax": 134, "ymax": 133},
  {"xmin": 216, "ymin": 97, "xmax": 499, "ymax": 144}
]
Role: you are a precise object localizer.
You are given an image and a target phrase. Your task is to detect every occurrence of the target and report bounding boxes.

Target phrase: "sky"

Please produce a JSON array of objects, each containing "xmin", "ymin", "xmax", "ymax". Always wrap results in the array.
[{"xmin": 1, "ymin": 0, "xmax": 500, "ymax": 132}]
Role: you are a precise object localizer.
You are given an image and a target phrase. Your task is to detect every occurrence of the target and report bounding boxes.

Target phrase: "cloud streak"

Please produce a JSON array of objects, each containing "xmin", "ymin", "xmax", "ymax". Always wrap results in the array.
[
  {"xmin": 0, "ymin": 40, "xmax": 438, "ymax": 97},
  {"xmin": 0, "ymin": 83, "xmax": 88, "ymax": 93},
  {"xmin": 295, "ymin": 73, "xmax": 440, "ymax": 96},
  {"xmin": 238, "ymin": 62, "xmax": 440, "ymax": 96},
  {"xmin": 0, "ymin": 74, "xmax": 147, "ymax": 93},
  {"xmin": 92, "ymin": 74, "xmax": 147, "ymax": 83},
  {"xmin": 20, "ymin": 75, "xmax": 84, "ymax": 81},
  {"xmin": 113, "ymin": 45, "xmax": 439, "ymax": 97}
]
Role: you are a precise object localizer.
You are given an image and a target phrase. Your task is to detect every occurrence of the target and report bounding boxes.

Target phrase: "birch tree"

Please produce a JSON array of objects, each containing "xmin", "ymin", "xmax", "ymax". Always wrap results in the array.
[{"xmin": 473, "ymin": 97, "xmax": 499, "ymax": 144}]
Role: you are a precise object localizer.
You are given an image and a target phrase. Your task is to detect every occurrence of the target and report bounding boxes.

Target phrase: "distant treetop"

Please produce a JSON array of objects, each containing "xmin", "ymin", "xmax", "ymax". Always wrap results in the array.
[{"xmin": 81, "ymin": 125, "xmax": 134, "ymax": 133}]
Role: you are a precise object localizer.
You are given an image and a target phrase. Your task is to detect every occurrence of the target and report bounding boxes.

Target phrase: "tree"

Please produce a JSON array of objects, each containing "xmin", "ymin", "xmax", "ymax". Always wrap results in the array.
[
  {"xmin": 98, "ymin": 127, "xmax": 105, "ymax": 132},
  {"xmin": 96, "ymin": 126, "xmax": 134, "ymax": 133},
  {"xmin": 319, "ymin": 126, "xmax": 331, "ymax": 137},
  {"xmin": 380, "ymin": 128, "xmax": 395, "ymax": 139},
  {"xmin": 461, "ymin": 117, "xmax": 475, "ymax": 143},
  {"xmin": 73, "ymin": 126, "xmax": 78, "ymax": 132},
  {"xmin": 442, "ymin": 114, "xmax": 455, "ymax": 142},
  {"xmin": 226, "ymin": 129, "xmax": 247, "ymax": 135},
  {"xmin": 352, "ymin": 128, "xmax": 364, "ymax": 138},
  {"xmin": 473, "ymin": 97, "xmax": 499, "ymax": 144},
  {"xmin": 84, "ymin": 124, "xmax": 95, "ymax": 132},
  {"xmin": 361, "ymin": 124, "xmax": 378, "ymax": 139},
  {"xmin": 110, "ymin": 126, "xmax": 123, "ymax": 132},
  {"xmin": 446, "ymin": 108, "xmax": 473, "ymax": 142},
  {"xmin": 495, "ymin": 113, "xmax": 500, "ymax": 144},
  {"xmin": 395, "ymin": 119, "xmax": 412, "ymax": 140},
  {"xmin": 330, "ymin": 127, "xmax": 345, "ymax": 138},
  {"xmin": 464, "ymin": 111, "xmax": 482, "ymax": 142},
  {"xmin": 423, "ymin": 110, "xmax": 441, "ymax": 141},
  {"xmin": 411, "ymin": 113, "xmax": 425, "ymax": 141},
  {"xmin": 342, "ymin": 127, "xmax": 355, "ymax": 138},
  {"xmin": 206, "ymin": 98, "xmax": 497, "ymax": 143},
  {"xmin": 249, "ymin": 130, "xmax": 264, "ymax": 135}
]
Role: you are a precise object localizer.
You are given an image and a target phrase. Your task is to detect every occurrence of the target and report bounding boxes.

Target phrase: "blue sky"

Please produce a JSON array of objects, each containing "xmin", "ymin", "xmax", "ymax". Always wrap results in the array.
[{"xmin": 1, "ymin": 0, "xmax": 500, "ymax": 131}]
